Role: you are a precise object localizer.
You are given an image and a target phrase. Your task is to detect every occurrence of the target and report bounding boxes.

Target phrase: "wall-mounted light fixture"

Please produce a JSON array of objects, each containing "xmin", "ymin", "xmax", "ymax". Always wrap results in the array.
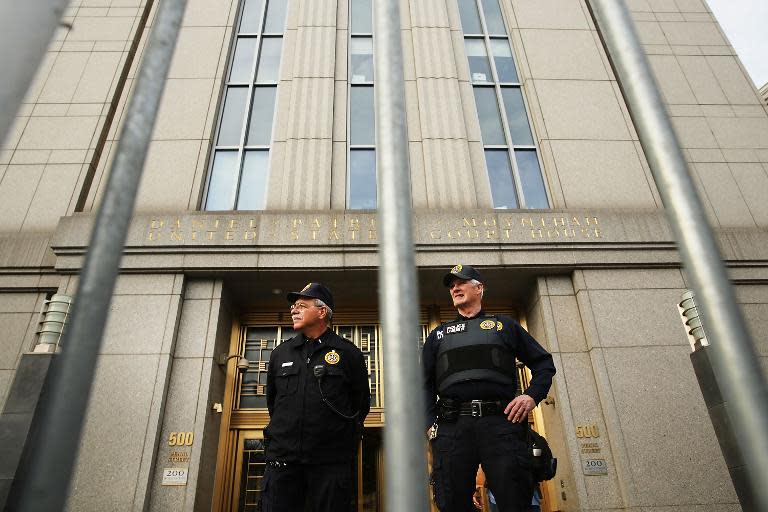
[
  {"xmin": 677, "ymin": 290, "xmax": 708, "ymax": 351},
  {"xmin": 216, "ymin": 353, "xmax": 249, "ymax": 372},
  {"xmin": 34, "ymin": 294, "xmax": 72, "ymax": 353}
]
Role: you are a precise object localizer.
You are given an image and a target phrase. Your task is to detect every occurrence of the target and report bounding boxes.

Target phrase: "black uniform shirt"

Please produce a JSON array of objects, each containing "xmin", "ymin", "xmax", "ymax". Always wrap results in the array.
[
  {"xmin": 265, "ymin": 328, "xmax": 371, "ymax": 464},
  {"xmin": 422, "ymin": 310, "xmax": 555, "ymax": 426}
]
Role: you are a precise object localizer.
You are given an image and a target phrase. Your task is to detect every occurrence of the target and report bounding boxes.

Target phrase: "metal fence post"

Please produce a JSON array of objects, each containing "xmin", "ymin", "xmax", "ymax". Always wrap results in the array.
[
  {"xmin": 374, "ymin": 0, "xmax": 430, "ymax": 510},
  {"xmin": 6, "ymin": 0, "xmax": 188, "ymax": 509},
  {"xmin": 0, "ymin": 0, "xmax": 72, "ymax": 148},
  {"xmin": 588, "ymin": 1, "xmax": 768, "ymax": 509}
]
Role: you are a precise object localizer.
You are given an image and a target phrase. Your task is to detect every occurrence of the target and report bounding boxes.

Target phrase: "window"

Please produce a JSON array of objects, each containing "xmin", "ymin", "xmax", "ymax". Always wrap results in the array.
[
  {"xmin": 348, "ymin": 0, "xmax": 377, "ymax": 209},
  {"xmin": 204, "ymin": 0, "xmax": 288, "ymax": 211},
  {"xmin": 458, "ymin": 0, "xmax": 548, "ymax": 208}
]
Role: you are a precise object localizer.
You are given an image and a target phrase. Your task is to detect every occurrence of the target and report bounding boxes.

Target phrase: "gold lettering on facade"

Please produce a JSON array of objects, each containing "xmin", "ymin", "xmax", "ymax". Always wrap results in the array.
[
  {"xmin": 143, "ymin": 214, "xmax": 600, "ymax": 245},
  {"xmin": 580, "ymin": 442, "xmax": 601, "ymax": 454}
]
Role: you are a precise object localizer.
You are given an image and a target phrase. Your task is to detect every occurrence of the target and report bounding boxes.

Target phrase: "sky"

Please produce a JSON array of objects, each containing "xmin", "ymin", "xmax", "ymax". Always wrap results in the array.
[{"xmin": 705, "ymin": 0, "xmax": 768, "ymax": 87}]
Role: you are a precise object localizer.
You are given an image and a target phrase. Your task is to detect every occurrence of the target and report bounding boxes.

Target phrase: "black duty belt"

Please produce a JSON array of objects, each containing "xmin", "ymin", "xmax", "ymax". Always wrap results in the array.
[{"xmin": 458, "ymin": 399, "xmax": 505, "ymax": 417}]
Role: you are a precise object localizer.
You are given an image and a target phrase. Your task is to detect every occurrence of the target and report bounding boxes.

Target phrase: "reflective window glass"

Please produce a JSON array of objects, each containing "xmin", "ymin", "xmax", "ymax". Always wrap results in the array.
[
  {"xmin": 481, "ymin": 0, "xmax": 506, "ymax": 34},
  {"xmin": 465, "ymin": 39, "xmax": 492, "ymax": 83},
  {"xmin": 491, "ymin": 39, "xmax": 518, "ymax": 83},
  {"xmin": 350, "ymin": 37, "xmax": 374, "ymax": 82},
  {"xmin": 349, "ymin": 150, "xmax": 377, "ymax": 209},
  {"xmin": 217, "ymin": 87, "xmax": 249, "ymax": 146},
  {"xmin": 263, "ymin": 0, "xmax": 287, "ymax": 33},
  {"xmin": 256, "ymin": 38, "xmax": 282, "ymax": 82},
  {"xmin": 516, "ymin": 150, "xmax": 548, "ymax": 208},
  {"xmin": 350, "ymin": 86, "xmax": 375, "ymax": 145},
  {"xmin": 206, "ymin": 151, "xmax": 239, "ymax": 210},
  {"xmin": 246, "ymin": 87, "xmax": 277, "ymax": 146},
  {"xmin": 351, "ymin": 0, "xmax": 373, "ymax": 33},
  {"xmin": 457, "ymin": 0, "xmax": 482, "ymax": 33},
  {"xmin": 230, "ymin": 37, "xmax": 257, "ymax": 82},
  {"xmin": 485, "ymin": 150, "xmax": 518, "ymax": 208},
  {"xmin": 237, "ymin": 151, "xmax": 269, "ymax": 210},
  {"xmin": 501, "ymin": 88, "xmax": 533, "ymax": 145},
  {"xmin": 473, "ymin": 87, "xmax": 505, "ymax": 145},
  {"xmin": 239, "ymin": 0, "xmax": 265, "ymax": 33}
]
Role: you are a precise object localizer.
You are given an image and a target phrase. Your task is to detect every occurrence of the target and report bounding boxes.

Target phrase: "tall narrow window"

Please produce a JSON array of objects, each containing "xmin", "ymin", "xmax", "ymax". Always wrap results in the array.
[
  {"xmin": 458, "ymin": 0, "xmax": 548, "ymax": 208},
  {"xmin": 348, "ymin": 0, "xmax": 376, "ymax": 209},
  {"xmin": 204, "ymin": 0, "xmax": 288, "ymax": 211}
]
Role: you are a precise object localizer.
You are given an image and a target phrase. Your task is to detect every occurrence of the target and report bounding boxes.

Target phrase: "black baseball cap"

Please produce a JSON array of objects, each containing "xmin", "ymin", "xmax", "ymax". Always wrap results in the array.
[
  {"xmin": 442, "ymin": 264, "xmax": 483, "ymax": 286},
  {"xmin": 287, "ymin": 282, "xmax": 334, "ymax": 310}
]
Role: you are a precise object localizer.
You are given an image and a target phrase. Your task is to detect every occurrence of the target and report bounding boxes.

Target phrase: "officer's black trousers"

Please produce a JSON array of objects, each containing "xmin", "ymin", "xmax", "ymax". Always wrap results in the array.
[
  {"xmin": 259, "ymin": 462, "xmax": 353, "ymax": 512},
  {"xmin": 430, "ymin": 415, "xmax": 534, "ymax": 512}
]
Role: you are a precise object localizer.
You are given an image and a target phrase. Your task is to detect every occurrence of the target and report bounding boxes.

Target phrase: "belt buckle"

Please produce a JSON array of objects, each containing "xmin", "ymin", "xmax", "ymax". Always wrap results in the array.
[{"xmin": 470, "ymin": 400, "xmax": 483, "ymax": 417}]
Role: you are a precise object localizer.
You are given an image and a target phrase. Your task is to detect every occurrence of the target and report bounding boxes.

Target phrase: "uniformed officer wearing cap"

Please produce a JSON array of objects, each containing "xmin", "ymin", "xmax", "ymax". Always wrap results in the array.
[
  {"xmin": 260, "ymin": 283, "xmax": 370, "ymax": 512},
  {"xmin": 422, "ymin": 266, "xmax": 556, "ymax": 512}
]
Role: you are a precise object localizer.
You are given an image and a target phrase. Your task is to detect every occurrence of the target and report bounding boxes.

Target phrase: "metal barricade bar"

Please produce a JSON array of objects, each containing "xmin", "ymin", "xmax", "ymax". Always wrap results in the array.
[
  {"xmin": 0, "ymin": 0, "xmax": 72, "ymax": 148},
  {"xmin": 7, "ymin": 0, "xmax": 188, "ymax": 509},
  {"xmin": 373, "ymin": 0, "xmax": 431, "ymax": 510},
  {"xmin": 588, "ymin": 1, "xmax": 768, "ymax": 509}
]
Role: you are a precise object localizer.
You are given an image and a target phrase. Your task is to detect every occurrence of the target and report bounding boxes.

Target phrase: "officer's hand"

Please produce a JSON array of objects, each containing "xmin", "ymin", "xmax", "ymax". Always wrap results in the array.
[
  {"xmin": 504, "ymin": 394, "xmax": 535, "ymax": 423},
  {"xmin": 472, "ymin": 487, "xmax": 483, "ymax": 509}
]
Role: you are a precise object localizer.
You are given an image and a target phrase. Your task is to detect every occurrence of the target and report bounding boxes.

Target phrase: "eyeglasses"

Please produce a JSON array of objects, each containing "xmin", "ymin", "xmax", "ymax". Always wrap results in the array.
[{"xmin": 289, "ymin": 302, "xmax": 320, "ymax": 312}]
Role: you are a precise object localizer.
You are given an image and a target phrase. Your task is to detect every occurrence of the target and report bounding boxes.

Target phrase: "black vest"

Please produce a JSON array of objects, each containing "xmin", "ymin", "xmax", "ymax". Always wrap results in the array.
[{"xmin": 434, "ymin": 316, "xmax": 517, "ymax": 394}]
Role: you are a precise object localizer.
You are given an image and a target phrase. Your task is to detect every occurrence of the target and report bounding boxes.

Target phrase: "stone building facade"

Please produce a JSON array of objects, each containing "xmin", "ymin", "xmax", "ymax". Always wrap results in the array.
[{"xmin": 1, "ymin": 0, "xmax": 767, "ymax": 510}]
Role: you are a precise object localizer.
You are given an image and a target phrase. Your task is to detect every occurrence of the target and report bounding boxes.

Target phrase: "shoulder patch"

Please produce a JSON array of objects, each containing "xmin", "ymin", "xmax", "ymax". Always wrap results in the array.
[
  {"xmin": 324, "ymin": 350, "xmax": 341, "ymax": 365},
  {"xmin": 480, "ymin": 319, "xmax": 496, "ymax": 330}
]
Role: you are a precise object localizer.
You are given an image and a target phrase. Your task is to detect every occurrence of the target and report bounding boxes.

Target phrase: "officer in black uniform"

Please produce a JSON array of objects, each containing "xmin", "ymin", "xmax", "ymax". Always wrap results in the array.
[
  {"xmin": 423, "ymin": 265, "xmax": 556, "ymax": 512},
  {"xmin": 261, "ymin": 283, "xmax": 370, "ymax": 512}
]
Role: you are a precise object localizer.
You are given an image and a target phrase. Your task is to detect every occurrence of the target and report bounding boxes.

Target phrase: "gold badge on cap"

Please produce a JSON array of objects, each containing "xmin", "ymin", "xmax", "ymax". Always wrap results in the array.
[
  {"xmin": 301, "ymin": 282, "xmax": 312, "ymax": 292},
  {"xmin": 480, "ymin": 320, "xmax": 496, "ymax": 330},
  {"xmin": 451, "ymin": 264, "xmax": 463, "ymax": 274},
  {"xmin": 497, "ymin": 321, "xmax": 503, "ymax": 331},
  {"xmin": 324, "ymin": 350, "xmax": 341, "ymax": 365}
]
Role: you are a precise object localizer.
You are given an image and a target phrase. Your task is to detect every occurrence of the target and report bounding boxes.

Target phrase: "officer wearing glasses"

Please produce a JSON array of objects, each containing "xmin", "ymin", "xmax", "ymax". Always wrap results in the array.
[
  {"xmin": 423, "ymin": 265, "xmax": 556, "ymax": 511},
  {"xmin": 261, "ymin": 283, "xmax": 370, "ymax": 512}
]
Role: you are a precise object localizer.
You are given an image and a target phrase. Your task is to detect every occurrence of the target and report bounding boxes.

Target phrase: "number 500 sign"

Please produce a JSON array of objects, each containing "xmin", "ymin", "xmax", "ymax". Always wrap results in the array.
[{"xmin": 168, "ymin": 431, "xmax": 194, "ymax": 446}]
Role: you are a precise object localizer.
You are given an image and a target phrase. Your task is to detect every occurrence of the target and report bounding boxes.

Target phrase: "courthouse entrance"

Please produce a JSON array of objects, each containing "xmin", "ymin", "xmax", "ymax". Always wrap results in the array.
[{"xmin": 211, "ymin": 306, "xmax": 554, "ymax": 511}]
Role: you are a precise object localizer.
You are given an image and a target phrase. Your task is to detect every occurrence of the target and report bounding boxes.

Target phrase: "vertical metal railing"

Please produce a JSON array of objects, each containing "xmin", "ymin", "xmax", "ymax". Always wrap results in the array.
[
  {"xmin": 373, "ymin": 0, "xmax": 431, "ymax": 511},
  {"xmin": 588, "ymin": 1, "xmax": 768, "ymax": 509},
  {"xmin": 0, "ymin": 0, "xmax": 72, "ymax": 148},
  {"xmin": 5, "ymin": 0, "xmax": 188, "ymax": 509}
]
